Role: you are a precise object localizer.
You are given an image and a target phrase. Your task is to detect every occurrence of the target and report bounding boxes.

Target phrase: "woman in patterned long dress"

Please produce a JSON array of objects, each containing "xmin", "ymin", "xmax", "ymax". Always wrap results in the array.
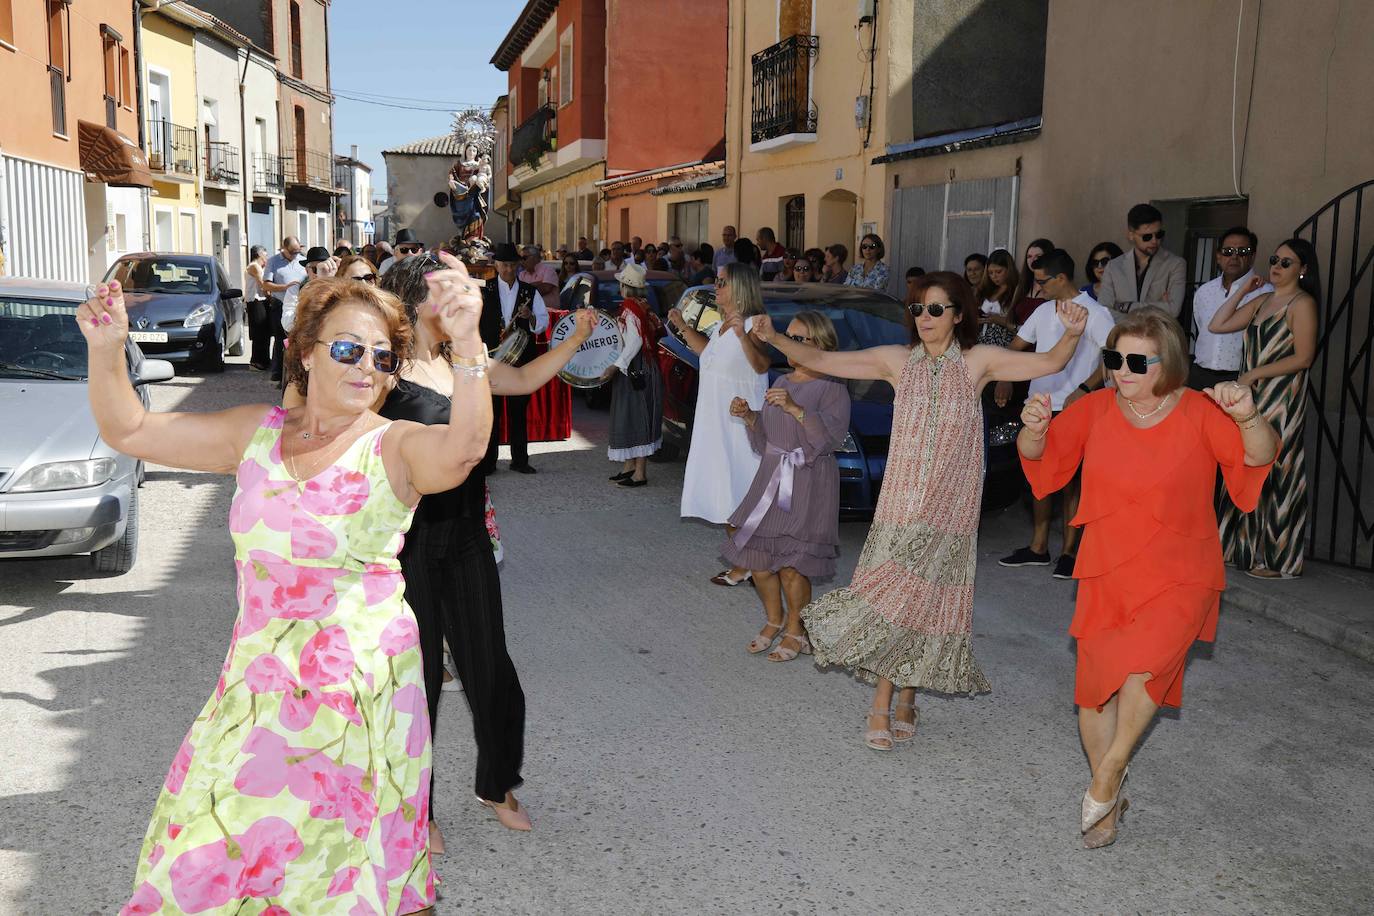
[
  {"xmin": 80, "ymin": 263, "xmax": 492, "ymax": 916},
  {"xmin": 1209, "ymin": 238, "xmax": 1320, "ymax": 579},
  {"xmin": 754, "ymin": 272, "xmax": 1089, "ymax": 751}
]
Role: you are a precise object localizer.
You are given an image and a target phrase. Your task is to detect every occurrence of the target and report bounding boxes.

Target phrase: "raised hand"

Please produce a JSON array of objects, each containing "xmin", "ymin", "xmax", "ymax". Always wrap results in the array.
[
  {"xmin": 1243, "ymin": 274, "xmax": 1265, "ymax": 296},
  {"xmin": 720, "ymin": 314, "xmax": 744, "ymax": 338},
  {"xmin": 667, "ymin": 307, "xmax": 685, "ymax": 331},
  {"xmin": 750, "ymin": 317, "xmax": 776, "ymax": 345},
  {"xmin": 1056, "ymin": 299, "xmax": 1088, "ymax": 336},
  {"xmin": 424, "ymin": 251, "xmax": 485, "ymax": 351},
  {"xmin": 1204, "ymin": 380, "xmax": 1258, "ymax": 420},
  {"xmin": 763, "ymin": 386, "xmax": 799, "ymax": 417},
  {"xmin": 1020, "ymin": 392, "xmax": 1052, "ymax": 439},
  {"xmin": 316, "ymin": 257, "xmax": 340, "ymax": 278},
  {"xmin": 728, "ymin": 396, "xmax": 753, "ymax": 419},
  {"xmin": 571, "ymin": 306, "xmax": 596, "ymax": 344},
  {"xmin": 76, "ymin": 281, "xmax": 130, "ymax": 355}
]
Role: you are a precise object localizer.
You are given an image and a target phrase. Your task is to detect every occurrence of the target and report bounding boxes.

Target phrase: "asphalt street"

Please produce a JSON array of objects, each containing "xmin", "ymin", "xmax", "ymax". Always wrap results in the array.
[{"xmin": 2, "ymin": 360, "xmax": 1372, "ymax": 915}]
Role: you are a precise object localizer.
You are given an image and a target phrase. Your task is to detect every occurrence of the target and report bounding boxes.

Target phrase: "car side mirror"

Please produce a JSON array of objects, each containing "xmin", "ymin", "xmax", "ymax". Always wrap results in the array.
[
  {"xmin": 133, "ymin": 359, "xmax": 175, "ymax": 386},
  {"xmin": 220, "ymin": 288, "xmax": 243, "ymax": 299}
]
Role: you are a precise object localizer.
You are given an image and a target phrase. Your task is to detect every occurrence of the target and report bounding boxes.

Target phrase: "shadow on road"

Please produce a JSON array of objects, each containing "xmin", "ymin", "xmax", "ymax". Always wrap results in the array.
[{"xmin": 0, "ymin": 365, "xmax": 261, "ymax": 912}]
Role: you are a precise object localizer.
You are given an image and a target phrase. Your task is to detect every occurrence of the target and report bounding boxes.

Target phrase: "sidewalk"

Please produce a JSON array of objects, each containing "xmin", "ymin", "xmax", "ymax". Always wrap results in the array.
[{"xmin": 1223, "ymin": 561, "xmax": 1374, "ymax": 664}]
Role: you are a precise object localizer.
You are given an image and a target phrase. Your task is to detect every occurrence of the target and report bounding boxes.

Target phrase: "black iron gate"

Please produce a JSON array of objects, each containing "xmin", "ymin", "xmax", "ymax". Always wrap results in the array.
[{"xmin": 1295, "ymin": 179, "xmax": 1374, "ymax": 569}]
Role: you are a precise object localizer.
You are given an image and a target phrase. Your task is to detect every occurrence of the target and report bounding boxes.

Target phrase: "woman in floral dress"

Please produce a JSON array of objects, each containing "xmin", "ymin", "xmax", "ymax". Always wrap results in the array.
[
  {"xmin": 80, "ymin": 260, "xmax": 491, "ymax": 915},
  {"xmin": 755, "ymin": 272, "xmax": 1088, "ymax": 751}
]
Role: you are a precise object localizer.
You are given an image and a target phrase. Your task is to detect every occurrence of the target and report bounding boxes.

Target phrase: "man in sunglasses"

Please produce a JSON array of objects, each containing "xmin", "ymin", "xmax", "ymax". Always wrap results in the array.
[
  {"xmin": 1096, "ymin": 203, "xmax": 1186, "ymax": 317},
  {"xmin": 378, "ymin": 228, "xmax": 425, "ymax": 277},
  {"xmin": 261, "ymin": 236, "xmax": 307, "ymax": 382},
  {"xmin": 999, "ymin": 249, "xmax": 1117, "ymax": 579},
  {"xmin": 1188, "ymin": 225, "xmax": 1271, "ymax": 389}
]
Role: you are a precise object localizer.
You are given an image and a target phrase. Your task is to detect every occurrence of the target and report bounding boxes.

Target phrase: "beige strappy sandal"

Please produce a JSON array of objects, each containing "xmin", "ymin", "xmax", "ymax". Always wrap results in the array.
[
  {"xmin": 767, "ymin": 633, "xmax": 812, "ymax": 662},
  {"xmin": 864, "ymin": 711, "xmax": 894, "ymax": 751},
  {"xmin": 892, "ymin": 702, "xmax": 920, "ymax": 743}
]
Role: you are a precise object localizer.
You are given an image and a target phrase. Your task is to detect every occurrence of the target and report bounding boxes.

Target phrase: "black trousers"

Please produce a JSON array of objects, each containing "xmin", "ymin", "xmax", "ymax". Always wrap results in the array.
[
  {"xmin": 1187, "ymin": 360, "xmax": 1238, "ymax": 390},
  {"xmin": 247, "ymin": 298, "xmax": 271, "ymax": 366},
  {"xmin": 487, "ymin": 394, "xmax": 530, "ymax": 468},
  {"xmin": 402, "ymin": 524, "xmax": 525, "ymax": 809},
  {"xmin": 265, "ymin": 298, "xmax": 287, "ymax": 380}
]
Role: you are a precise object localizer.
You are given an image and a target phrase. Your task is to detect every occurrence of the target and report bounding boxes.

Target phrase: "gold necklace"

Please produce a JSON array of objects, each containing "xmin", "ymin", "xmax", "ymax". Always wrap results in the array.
[{"xmin": 1121, "ymin": 390, "xmax": 1173, "ymax": 420}]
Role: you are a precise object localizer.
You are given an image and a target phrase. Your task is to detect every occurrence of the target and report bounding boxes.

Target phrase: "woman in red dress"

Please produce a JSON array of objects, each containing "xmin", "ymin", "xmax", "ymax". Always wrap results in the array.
[{"xmin": 1018, "ymin": 308, "xmax": 1278, "ymax": 848}]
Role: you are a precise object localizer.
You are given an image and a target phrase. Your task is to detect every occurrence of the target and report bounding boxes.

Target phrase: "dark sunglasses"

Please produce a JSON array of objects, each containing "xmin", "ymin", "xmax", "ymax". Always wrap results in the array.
[
  {"xmin": 787, "ymin": 333, "xmax": 812, "ymax": 343},
  {"xmin": 398, "ymin": 245, "xmax": 423, "ymax": 255},
  {"xmin": 714, "ymin": 277, "xmax": 727, "ymax": 288},
  {"xmin": 317, "ymin": 340, "xmax": 400, "ymax": 374},
  {"xmin": 1269, "ymin": 255, "xmax": 1296, "ymax": 269},
  {"xmin": 1219, "ymin": 246, "xmax": 1253, "ymax": 258},
  {"xmin": 352, "ymin": 273, "xmax": 378, "ymax": 283},
  {"xmin": 860, "ymin": 243, "xmax": 878, "ymax": 250},
  {"xmin": 1101, "ymin": 348, "xmax": 1161, "ymax": 374},
  {"xmin": 1090, "ymin": 256, "xmax": 1112, "ymax": 268},
  {"xmin": 1138, "ymin": 230, "xmax": 1166, "ymax": 242},
  {"xmin": 908, "ymin": 302, "xmax": 958, "ymax": 318}
]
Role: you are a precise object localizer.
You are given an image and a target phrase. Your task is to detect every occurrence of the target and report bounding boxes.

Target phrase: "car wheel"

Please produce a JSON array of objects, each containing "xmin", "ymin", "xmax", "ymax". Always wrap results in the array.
[
  {"xmin": 203, "ymin": 334, "xmax": 227, "ymax": 373},
  {"xmin": 92, "ymin": 488, "xmax": 139, "ymax": 575}
]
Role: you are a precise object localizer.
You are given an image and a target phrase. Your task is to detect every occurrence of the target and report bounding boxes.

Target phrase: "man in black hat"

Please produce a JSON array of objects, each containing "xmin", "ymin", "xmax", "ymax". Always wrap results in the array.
[
  {"xmin": 483, "ymin": 242, "xmax": 546, "ymax": 473},
  {"xmin": 379, "ymin": 228, "xmax": 424, "ymax": 277}
]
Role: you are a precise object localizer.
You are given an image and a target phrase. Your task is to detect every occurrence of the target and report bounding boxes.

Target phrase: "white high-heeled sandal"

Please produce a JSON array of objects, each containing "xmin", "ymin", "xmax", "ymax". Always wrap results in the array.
[
  {"xmin": 1081, "ymin": 766, "xmax": 1129, "ymax": 833},
  {"xmin": 747, "ymin": 621, "xmax": 785, "ymax": 654},
  {"xmin": 892, "ymin": 702, "xmax": 919, "ymax": 743},
  {"xmin": 864, "ymin": 711, "xmax": 894, "ymax": 751}
]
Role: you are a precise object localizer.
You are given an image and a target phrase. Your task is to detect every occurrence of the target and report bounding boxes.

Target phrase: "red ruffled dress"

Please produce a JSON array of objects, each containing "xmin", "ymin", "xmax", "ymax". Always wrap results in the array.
[{"xmin": 1021, "ymin": 389, "xmax": 1272, "ymax": 709}]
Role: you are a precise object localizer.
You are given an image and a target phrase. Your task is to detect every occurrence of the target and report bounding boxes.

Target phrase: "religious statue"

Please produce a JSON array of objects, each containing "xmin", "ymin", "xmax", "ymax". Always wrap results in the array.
[{"xmin": 447, "ymin": 109, "xmax": 497, "ymax": 245}]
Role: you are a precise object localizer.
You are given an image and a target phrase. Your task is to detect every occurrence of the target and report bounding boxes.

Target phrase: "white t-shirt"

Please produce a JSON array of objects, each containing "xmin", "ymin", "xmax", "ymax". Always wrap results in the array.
[{"xmin": 1016, "ymin": 292, "xmax": 1117, "ymax": 411}]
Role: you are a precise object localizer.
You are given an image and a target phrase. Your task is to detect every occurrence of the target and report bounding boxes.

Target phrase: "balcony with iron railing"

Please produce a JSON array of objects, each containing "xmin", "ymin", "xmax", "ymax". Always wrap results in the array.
[
  {"xmin": 750, "ymin": 34, "xmax": 819, "ymax": 151},
  {"xmin": 147, "ymin": 119, "xmax": 198, "ymax": 178},
  {"xmin": 253, "ymin": 153, "xmax": 285, "ymax": 195},
  {"xmin": 204, "ymin": 141, "xmax": 241, "ymax": 186},
  {"xmin": 282, "ymin": 146, "xmax": 340, "ymax": 193}
]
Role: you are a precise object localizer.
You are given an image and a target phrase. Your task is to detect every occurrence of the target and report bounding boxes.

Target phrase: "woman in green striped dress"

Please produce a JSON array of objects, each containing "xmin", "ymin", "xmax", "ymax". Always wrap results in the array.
[{"xmin": 1209, "ymin": 238, "xmax": 1320, "ymax": 579}]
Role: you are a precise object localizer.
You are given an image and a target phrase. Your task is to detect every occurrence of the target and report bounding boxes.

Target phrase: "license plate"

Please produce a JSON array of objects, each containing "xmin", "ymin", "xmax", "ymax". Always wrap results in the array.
[{"xmin": 128, "ymin": 331, "xmax": 168, "ymax": 343}]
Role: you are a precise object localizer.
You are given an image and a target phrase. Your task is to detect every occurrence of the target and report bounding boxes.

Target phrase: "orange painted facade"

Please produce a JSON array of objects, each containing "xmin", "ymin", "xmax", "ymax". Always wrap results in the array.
[{"xmin": 0, "ymin": 0, "xmax": 139, "ymax": 166}]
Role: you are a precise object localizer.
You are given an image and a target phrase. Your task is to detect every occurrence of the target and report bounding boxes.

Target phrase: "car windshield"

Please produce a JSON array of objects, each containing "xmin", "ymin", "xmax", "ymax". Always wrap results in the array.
[
  {"xmin": 107, "ymin": 257, "xmax": 213, "ymax": 295},
  {"xmin": 595, "ymin": 277, "xmax": 686, "ymax": 317},
  {"xmin": 0, "ymin": 297, "xmax": 89, "ymax": 379}
]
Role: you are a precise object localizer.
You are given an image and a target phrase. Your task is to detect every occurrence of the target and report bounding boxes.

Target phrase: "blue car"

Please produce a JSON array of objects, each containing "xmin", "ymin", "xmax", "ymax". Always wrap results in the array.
[
  {"xmin": 103, "ymin": 253, "xmax": 246, "ymax": 372},
  {"xmin": 658, "ymin": 283, "xmax": 1025, "ymax": 515}
]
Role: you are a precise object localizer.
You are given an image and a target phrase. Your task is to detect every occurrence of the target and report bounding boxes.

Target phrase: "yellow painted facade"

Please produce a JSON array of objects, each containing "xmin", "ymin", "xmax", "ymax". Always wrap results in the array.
[
  {"xmin": 514, "ymin": 162, "xmax": 604, "ymax": 254},
  {"xmin": 140, "ymin": 14, "xmax": 202, "ymax": 253},
  {"xmin": 653, "ymin": 1, "xmax": 894, "ymax": 258}
]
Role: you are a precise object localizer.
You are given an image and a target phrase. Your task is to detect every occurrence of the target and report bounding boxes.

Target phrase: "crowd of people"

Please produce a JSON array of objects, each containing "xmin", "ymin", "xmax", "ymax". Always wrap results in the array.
[{"xmin": 93, "ymin": 195, "xmax": 1321, "ymax": 911}]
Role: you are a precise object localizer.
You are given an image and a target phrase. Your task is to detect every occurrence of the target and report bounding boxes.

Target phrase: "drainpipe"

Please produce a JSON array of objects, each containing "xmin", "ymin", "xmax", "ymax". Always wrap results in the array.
[
  {"xmin": 133, "ymin": 0, "xmax": 151, "ymax": 249},
  {"xmin": 732, "ymin": 0, "xmax": 746, "ymax": 229},
  {"xmin": 239, "ymin": 45, "xmax": 251, "ymax": 279}
]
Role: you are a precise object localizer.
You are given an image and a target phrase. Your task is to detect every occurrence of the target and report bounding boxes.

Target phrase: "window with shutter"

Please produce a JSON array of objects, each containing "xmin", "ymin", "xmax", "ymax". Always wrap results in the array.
[{"xmin": 559, "ymin": 28, "xmax": 573, "ymax": 107}]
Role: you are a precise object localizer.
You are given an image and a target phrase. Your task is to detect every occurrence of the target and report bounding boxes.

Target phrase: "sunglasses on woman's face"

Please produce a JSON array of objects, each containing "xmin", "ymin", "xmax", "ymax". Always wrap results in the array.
[
  {"xmin": 1101, "ymin": 348, "xmax": 1161, "ymax": 374},
  {"xmin": 860, "ymin": 243, "xmax": 877, "ymax": 251},
  {"xmin": 714, "ymin": 277, "xmax": 727, "ymax": 288},
  {"xmin": 908, "ymin": 301, "xmax": 958, "ymax": 318},
  {"xmin": 1269, "ymin": 255, "xmax": 1296, "ymax": 269},
  {"xmin": 317, "ymin": 340, "xmax": 400, "ymax": 374},
  {"xmin": 351, "ymin": 273, "xmax": 378, "ymax": 283},
  {"xmin": 787, "ymin": 333, "xmax": 812, "ymax": 343},
  {"xmin": 1090, "ymin": 256, "xmax": 1112, "ymax": 268}
]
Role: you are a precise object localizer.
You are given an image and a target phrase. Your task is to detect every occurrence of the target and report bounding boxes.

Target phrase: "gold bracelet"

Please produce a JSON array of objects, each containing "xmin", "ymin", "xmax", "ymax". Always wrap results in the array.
[{"xmin": 1234, "ymin": 409, "xmax": 1260, "ymax": 426}]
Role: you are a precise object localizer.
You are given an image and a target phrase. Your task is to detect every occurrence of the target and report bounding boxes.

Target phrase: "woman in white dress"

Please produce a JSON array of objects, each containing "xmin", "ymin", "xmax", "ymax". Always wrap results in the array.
[{"xmin": 668, "ymin": 262, "xmax": 771, "ymax": 585}]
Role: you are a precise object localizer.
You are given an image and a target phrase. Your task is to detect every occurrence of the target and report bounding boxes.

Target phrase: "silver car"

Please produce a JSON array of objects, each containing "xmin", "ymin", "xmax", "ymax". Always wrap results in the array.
[{"xmin": 0, "ymin": 278, "xmax": 173, "ymax": 573}]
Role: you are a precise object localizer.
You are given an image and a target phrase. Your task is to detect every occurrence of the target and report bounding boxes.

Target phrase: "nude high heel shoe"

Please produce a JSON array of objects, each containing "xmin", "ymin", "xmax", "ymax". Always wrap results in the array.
[
  {"xmin": 1082, "ymin": 797, "xmax": 1129, "ymax": 849},
  {"xmin": 1081, "ymin": 767, "xmax": 1128, "ymax": 834},
  {"xmin": 477, "ymin": 792, "xmax": 532, "ymax": 832}
]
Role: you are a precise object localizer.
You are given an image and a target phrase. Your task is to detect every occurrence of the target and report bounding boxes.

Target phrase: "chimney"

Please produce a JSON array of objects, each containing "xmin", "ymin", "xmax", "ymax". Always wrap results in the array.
[{"xmin": 350, "ymin": 144, "xmax": 358, "ymax": 161}]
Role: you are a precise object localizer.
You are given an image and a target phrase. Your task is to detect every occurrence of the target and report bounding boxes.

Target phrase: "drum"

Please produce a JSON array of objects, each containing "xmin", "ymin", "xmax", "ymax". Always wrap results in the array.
[
  {"xmin": 490, "ymin": 323, "xmax": 530, "ymax": 365},
  {"xmin": 549, "ymin": 310, "xmax": 622, "ymax": 388}
]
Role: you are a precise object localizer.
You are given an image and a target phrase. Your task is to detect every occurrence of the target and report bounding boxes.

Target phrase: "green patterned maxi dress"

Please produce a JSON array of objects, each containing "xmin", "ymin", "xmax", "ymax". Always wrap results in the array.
[
  {"xmin": 1219, "ymin": 300, "xmax": 1309, "ymax": 577},
  {"xmin": 121, "ymin": 407, "xmax": 434, "ymax": 915},
  {"xmin": 802, "ymin": 345, "xmax": 992, "ymax": 693}
]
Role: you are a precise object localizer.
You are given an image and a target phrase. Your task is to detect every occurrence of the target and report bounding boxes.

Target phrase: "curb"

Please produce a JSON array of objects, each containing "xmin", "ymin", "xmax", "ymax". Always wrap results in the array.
[{"xmin": 1222, "ymin": 577, "xmax": 1374, "ymax": 665}]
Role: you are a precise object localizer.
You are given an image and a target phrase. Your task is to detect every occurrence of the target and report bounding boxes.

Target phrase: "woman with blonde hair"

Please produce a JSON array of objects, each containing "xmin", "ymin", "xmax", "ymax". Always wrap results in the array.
[
  {"xmin": 1019, "ymin": 307, "xmax": 1276, "ymax": 847},
  {"xmin": 725, "ymin": 310, "xmax": 851, "ymax": 661},
  {"xmin": 668, "ymin": 262, "xmax": 771, "ymax": 585}
]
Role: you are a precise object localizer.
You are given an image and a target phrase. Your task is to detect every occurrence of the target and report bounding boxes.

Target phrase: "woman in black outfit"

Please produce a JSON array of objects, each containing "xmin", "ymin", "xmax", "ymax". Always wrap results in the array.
[{"xmin": 378, "ymin": 255, "xmax": 594, "ymax": 846}]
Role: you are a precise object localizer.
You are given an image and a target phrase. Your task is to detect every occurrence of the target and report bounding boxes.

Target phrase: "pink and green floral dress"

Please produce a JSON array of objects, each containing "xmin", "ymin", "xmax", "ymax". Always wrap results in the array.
[{"xmin": 122, "ymin": 406, "xmax": 434, "ymax": 915}]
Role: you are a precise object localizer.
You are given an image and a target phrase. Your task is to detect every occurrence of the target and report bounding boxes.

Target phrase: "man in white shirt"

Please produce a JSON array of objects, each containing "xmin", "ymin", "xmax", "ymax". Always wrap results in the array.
[
  {"xmin": 1189, "ymin": 226, "xmax": 1271, "ymax": 389},
  {"xmin": 998, "ymin": 248, "xmax": 1117, "ymax": 579},
  {"xmin": 261, "ymin": 236, "xmax": 307, "ymax": 382},
  {"xmin": 482, "ymin": 243, "xmax": 549, "ymax": 473}
]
